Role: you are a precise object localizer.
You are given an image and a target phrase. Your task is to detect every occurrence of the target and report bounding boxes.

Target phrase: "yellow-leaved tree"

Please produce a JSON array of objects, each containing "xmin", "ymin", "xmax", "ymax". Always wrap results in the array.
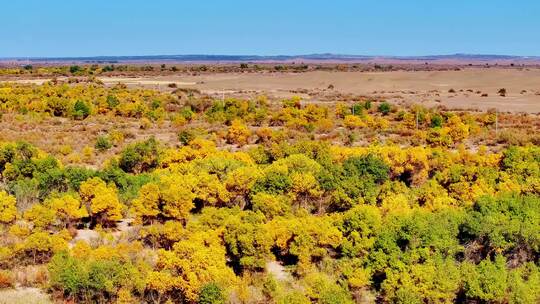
[
  {"xmin": 79, "ymin": 177, "xmax": 123, "ymax": 227},
  {"xmin": 147, "ymin": 230, "xmax": 237, "ymax": 302},
  {"xmin": 24, "ymin": 194, "xmax": 88, "ymax": 230},
  {"xmin": 225, "ymin": 166, "xmax": 262, "ymax": 208},
  {"xmin": 48, "ymin": 194, "xmax": 88, "ymax": 229},
  {"xmin": 343, "ymin": 115, "xmax": 366, "ymax": 129},
  {"xmin": 290, "ymin": 172, "xmax": 323, "ymax": 210},
  {"xmin": 268, "ymin": 215, "xmax": 342, "ymax": 275},
  {"xmin": 0, "ymin": 191, "xmax": 17, "ymax": 224},
  {"xmin": 131, "ymin": 174, "xmax": 197, "ymax": 224},
  {"xmin": 226, "ymin": 119, "xmax": 251, "ymax": 146},
  {"xmin": 15, "ymin": 230, "xmax": 70, "ymax": 264},
  {"xmin": 446, "ymin": 115, "xmax": 470, "ymax": 144}
]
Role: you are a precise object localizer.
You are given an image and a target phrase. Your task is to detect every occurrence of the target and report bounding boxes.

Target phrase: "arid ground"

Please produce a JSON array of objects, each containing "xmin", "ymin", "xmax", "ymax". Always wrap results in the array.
[{"xmin": 6, "ymin": 67, "xmax": 540, "ymax": 113}]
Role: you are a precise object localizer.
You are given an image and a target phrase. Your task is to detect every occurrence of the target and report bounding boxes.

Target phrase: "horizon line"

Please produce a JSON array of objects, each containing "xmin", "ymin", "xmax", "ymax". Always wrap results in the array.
[{"xmin": 1, "ymin": 53, "xmax": 539, "ymax": 61}]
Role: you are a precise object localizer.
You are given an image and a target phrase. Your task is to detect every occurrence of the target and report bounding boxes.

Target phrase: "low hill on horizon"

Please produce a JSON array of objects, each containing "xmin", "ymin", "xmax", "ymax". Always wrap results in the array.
[{"xmin": 3, "ymin": 53, "xmax": 540, "ymax": 65}]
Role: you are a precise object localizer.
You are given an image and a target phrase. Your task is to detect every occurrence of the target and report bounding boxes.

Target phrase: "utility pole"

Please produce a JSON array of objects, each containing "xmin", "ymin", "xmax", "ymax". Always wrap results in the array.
[{"xmin": 221, "ymin": 89, "xmax": 225, "ymax": 108}]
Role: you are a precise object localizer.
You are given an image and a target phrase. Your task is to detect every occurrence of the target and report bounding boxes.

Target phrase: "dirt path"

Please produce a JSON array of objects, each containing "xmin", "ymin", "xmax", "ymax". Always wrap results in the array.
[
  {"xmin": 266, "ymin": 261, "xmax": 292, "ymax": 282},
  {"xmin": 70, "ymin": 219, "xmax": 135, "ymax": 247}
]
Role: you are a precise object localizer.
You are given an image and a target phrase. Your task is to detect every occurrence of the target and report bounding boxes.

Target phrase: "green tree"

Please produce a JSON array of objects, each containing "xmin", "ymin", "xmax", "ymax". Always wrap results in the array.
[
  {"xmin": 95, "ymin": 136, "xmax": 112, "ymax": 152},
  {"xmin": 118, "ymin": 137, "xmax": 160, "ymax": 173},
  {"xmin": 377, "ymin": 102, "xmax": 392, "ymax": 115},
  {"xmin": 198, "ymin": 283, "xmax": 225, "ymax": 304},
  {"xmin": 72, "ymin": 100, "xmax": 90, "ymax": 120},
  {"xmin": 462, "ymin": 255, "xmax": 508, "ymax": 302},
  {"xmin": 69, "ymin": 65, "xmax": 82, "ymax": 74}
]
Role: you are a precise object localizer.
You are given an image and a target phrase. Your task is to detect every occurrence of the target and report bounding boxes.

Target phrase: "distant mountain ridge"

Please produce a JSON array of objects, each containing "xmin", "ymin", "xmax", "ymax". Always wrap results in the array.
[{"xmin": 2, "ymin": 53, "xmax": 540, "ymax": 63}]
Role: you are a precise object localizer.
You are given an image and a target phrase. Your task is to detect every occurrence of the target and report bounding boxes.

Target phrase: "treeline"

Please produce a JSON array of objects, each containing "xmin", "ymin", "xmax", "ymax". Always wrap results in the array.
[
  {"xmin": 0, "ymin": 62, "xmax": 443, "ymax": 77},
  {"xmin": 0, "ymin": 135, "xmax": 539, "ymax": 303},
  {"xmin": 0, "ymin": 63, "xmax": 316, "ymax": 77}
]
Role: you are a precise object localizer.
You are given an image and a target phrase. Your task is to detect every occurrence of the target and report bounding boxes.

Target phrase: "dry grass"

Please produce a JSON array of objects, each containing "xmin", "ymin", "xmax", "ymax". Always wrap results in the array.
[
  {"xmin": 0, "ymin": 113, "xmax": 180, "ymax": 169},
  {"xmin": 0, "ymin": 288, "xmax": 52, "ymax": 304}
]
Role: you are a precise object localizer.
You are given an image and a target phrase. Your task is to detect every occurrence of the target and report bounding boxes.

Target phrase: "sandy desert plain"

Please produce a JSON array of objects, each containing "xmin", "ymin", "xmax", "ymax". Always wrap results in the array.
[{"xmin": 6, "ymin": 67, "xmax": 540, "ymax": 113}]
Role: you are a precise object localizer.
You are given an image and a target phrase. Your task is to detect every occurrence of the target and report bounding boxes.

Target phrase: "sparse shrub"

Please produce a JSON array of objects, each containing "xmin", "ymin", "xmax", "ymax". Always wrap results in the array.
[
  {"xmin": 226, "ymin": 119, "xmax": 251, "ymax": 146},
  {"xmin": 95, "ymin": 136, "xmax": 112, "ymax": 152},
  {"xmin": 72, "ymin": 100, "xmax": 90, "ymax": 120},
  {"xmin": 377, "ymin": 102, "xmax": 392, "ymax": 115},
  {"xmin": 344, "ymin": 131, "xmax": 358, "ymax": 146},
  {"xmin": 178, "ymin": 129, "xmax": 195, "ymax": 145},
  {"xmin": 171, "ymin": 114, "xmax": 187, "ymax": 128},
  {"xmin": 351, "ymin": 103, "xmax": 364, "ymax": 116},
  {"xmin": 0, "ymin": 270, "xmax": 14, "ymax": 288},
  {"xmin": 82, "ymin": 146, "xmax": 94, "ymax": 162},
  {"xmin": 256, "ymin": 127, "xmax": 273, "ymax": 143},
  {"xmin": 430, "ymin": 114, "xmax": 443, "ymax": 128},
  {"xmin": 140, "ymin": 117, "xmax": 152, "ymax": 129},
  {"xmin": 343, "ymin": 115, "xmax": 366, "ymax": 129},
  {"xmin": 364, "ymin": 100, "xmax": 372, "ymax": 110},
  {"xmin": 101, "ymin": 65, "xmax": 114, "ymax": 72},
  {"xmin": 150, "ymin": 99, "xmax": 161, "ymax": 110},
  {"xmin": 282, "ymin": 96, "xmax": 302, "ymax": 109},
  {"xmin": 180, "ymin": 107, "xmax": 195, "ymax": 121},
  {"xmin": 66, "ymin": 153, "xmax": 82, "ymax": 164},
  {"xmin": 108, "ymin": 130, "xmax": 125, "ymax": 146},
  {"xmin": 498, "ymin": 88, "xmax": 507, "ymax": 97},
  {"xmin": 69, "ymin": 65, "xmax": 82, "ymax": 74},
  {"xmin": 46, "ymin": 98, "xmax": 70, "ymax": 117},
  {"xmin": 106, "ymin": 95, "xmax": 120, "ymax": 109},
  {"xmin": 497, "ymin": 130, "xmax": 532, "ymax": 146},
  {"xmin": 317, "ymin": 118, "xmax": 334, "ymax": 133},
  {"xmin": 58, "ymin": 145, "xmax": 73, "ymax": 156}
]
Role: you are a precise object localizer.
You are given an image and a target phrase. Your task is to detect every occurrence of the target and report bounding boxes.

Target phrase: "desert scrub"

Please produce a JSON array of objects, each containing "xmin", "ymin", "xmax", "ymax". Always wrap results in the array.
[
  {"xmin": 58, "ymin": 145, "xmax": 73, "ymax": 156},
  {"xmin": 377, "ymin": 102, "xmax": 392, "ymax": 115},
  {"xmin": 71, "ymin": 100, "xmax": 91, "ymax": 120},
  {"xmin": 108, "ymin": 130, "xmax": 125, "ymax": 146},
  {"xmin": 82, "ymin": 146, "xmax": 94, "ymax": 162},
  {"xmin": 94, "ymin": 136, "xmax": 112, "ymax": 152},
  {"xmin": 139, "ymin": 117, "xmax": 152, "ymax": 130}
]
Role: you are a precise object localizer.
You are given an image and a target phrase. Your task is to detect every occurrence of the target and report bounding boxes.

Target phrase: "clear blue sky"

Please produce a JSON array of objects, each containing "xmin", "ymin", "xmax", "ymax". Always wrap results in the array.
[{"xmin": 2, "ymin": 0, "xmax": 539, "ymax": 57}]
